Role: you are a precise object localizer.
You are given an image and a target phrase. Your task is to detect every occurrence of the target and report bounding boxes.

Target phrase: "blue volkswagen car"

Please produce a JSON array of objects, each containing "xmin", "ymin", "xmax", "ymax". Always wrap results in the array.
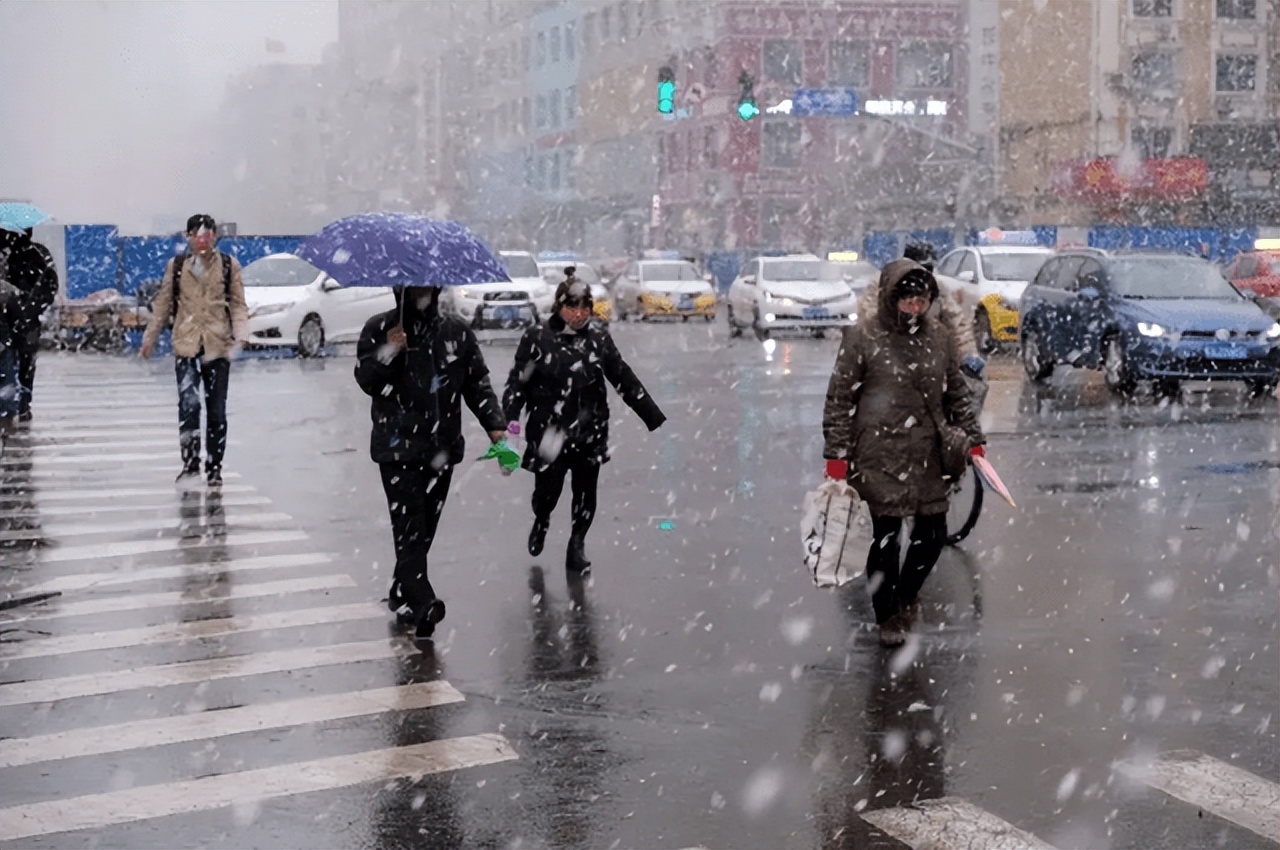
[{"xmin": 1019, "ymin": 250, "xmax": 1280, "ymax": 396}]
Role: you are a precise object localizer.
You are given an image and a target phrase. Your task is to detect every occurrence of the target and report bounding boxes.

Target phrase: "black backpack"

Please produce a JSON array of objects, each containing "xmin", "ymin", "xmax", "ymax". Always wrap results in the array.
[{"xmin": 171, "ymin": 252, "xmax": 233, "ymax": 329}]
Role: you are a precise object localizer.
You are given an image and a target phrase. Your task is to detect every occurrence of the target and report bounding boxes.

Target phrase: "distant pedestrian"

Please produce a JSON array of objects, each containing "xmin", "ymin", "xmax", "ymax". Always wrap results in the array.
[
  {"xmin": 823, "ymin": 259, "xmax": 985, "ymax": 646},
  {"xmin": 355, "ymin": 286, "xmax": 508, "ymax": 643},
  {"xmin": 139, "ymin": 214, "xmax": 249, "ymax": 488},
  {"xmin": 503, "ymin": 276, "xmax": 666, "ymax": 574},
  {"xmin": 1, "ymin": 227, "xmax": 59, "ymax": 420}
]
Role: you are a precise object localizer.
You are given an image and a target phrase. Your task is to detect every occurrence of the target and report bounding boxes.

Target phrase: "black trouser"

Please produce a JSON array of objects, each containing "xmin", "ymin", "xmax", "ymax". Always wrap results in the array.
[
  {"xmin": 532, "ymin": 450, "xmax": 600, "ymax": 540},
  {"xmin": 13, "ymin": 326, "xmax": 39, "ymax": 414},
  {"xmin": 866, "ymin": 513, "xmax": 948, "ymax": 625},
  {"xmin": 175, "ymin": 354, "xmax": 231, "ymax": 473},
  {"xmin": 379, "ymin": 462, "xmax": 454, "ymax": 612}
]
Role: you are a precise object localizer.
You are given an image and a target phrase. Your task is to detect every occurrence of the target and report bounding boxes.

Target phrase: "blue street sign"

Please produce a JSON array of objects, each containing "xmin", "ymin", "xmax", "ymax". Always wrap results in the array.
[{"xmin": 791, "ymin": 88, "xmax": 859, "ymax": 117}]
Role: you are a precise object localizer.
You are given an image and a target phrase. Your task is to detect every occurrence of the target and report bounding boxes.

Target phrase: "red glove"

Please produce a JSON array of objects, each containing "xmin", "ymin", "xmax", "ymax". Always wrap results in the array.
[
  {"xmin": 825, "ymin": 459, "xmax": 848, "ymax": 480},
  {"xmin": 969, "ymin": 445, "xmax": 986, "ymax": 458}
]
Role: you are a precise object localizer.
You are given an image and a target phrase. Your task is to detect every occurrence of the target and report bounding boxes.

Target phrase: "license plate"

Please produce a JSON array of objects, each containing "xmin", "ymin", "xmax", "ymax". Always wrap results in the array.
[
  {"xmin": 1205, "ymin": 342, "xmax": 1247, "ymax": 360},
  {"xmin": 493, "ymin": 305, "xmax": 520, "ymax": 322},
  {"xmin": 803, "ymin": 307, "xmax": 831, "ymax": 320},
  {"xmin": 678, "ymin": 297, "xmax": 694, "ymax": 311}
]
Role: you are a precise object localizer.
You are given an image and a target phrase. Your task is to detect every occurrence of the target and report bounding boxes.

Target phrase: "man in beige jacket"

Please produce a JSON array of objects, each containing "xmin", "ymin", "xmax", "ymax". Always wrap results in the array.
[{"xmin": 140, "ymin": 214, "xmax": 249, "ymax": 487}]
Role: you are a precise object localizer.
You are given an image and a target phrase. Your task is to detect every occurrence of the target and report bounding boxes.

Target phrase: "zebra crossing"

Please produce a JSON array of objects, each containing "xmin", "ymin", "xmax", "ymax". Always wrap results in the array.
[{"xmin": 0, "ymin": 365, "xmax": 518, "ymax": 844}]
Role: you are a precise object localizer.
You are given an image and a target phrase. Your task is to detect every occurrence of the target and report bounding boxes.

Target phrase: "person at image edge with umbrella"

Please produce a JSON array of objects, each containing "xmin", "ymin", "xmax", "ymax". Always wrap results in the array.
[
  {"xmin": 503, "ymin": 272, "xmax": 666, "ymax": 574},
  {"xmin": 355, "ymin": 284, "xmax": 508, "ymax": 642},
  {"xmin": 822, "ymin": 259, "xmax": 985, "ymax": 647}
]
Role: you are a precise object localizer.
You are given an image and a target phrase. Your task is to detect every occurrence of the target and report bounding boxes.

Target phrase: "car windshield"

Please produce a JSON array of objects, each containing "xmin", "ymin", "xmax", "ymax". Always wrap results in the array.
[
  {"xmin": 761, "ymin": 260, "xmax": 823, "ymax": 282},
  {"xmin": 501, "ymin": 254, "xmax": 540, "ymax": 278},
  {"xmin": 819, "ymin": 260, "xmax": 878, "ymax": 283},
  {"xmin": 241, "ymin": 256, "xmax": 322, "ymax": 287},
  {"xmin": 642, "ymin": 262, "xmax": 700, "ymax": 282},
  {"xmin": 540, "ymin": 264, "xmax": 600, "ymax": 285},
  {"xmin": 1109, "ymin": 258, "xmax": 1242, "ymax": 299},
  {"xmin": 981, "ymin": 252, "xmax": 1050, "ymax": 281}
]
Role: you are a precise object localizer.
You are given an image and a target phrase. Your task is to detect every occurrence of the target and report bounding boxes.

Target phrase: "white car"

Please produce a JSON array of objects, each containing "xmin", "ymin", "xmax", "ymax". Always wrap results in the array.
[
  {"xmin": 726, "ymin": 254, "xmax": 859, "ymax": 338},
  {"xmin": 242, "ymin": 253, "xmax": 395, "ymax": 357},
  {"xmin": 536, "ymin": 261, "xmax": 614, "ymax": 323},
  {"xmin": 438, "ymin": 250, "xmax": 554, "ymax": 330},
  {"xmin": 933, "ymin": 245, "xmax": 1054, "ymax": 351},
  {"xmin": 614, "ymin": 259, "xmax": 717, "ymax": 321}
]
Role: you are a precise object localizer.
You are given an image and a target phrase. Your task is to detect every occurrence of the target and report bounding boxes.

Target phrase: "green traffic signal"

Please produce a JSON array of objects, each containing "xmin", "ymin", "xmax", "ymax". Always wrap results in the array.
[
  {"xmin": 658, "ymin": 79, "xmax": 675, "ymax": 114},
  {"xmin": 736, "ymin": 69, "xmax": 758, "ymax": 121},
  {"xmin": 737, "ymin": 99, "xmax": 759, "ymax": 121}
]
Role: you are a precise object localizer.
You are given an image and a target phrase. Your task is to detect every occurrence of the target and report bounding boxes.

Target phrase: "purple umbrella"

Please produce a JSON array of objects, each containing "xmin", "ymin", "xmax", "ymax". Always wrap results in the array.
[{"xmin": 296, "ymin": 213, "xmax": 509, "ymax": 288}]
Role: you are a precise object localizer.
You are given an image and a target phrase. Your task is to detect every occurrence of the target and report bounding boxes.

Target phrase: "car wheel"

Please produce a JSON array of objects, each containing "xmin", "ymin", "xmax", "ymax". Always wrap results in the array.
[
  {"xmin": 727, "ymin": 305, "xmax": 743, "ymax": 337},
  {"xmin": 1245, "ymin": 377, "xmax": 1278, "ymax": 398},
  {"xmin": 1020, "ymin": 327, "xmax": 1052, "ymax": 382},
  {"xmin": 1102, "ymin": 335, "xmax": 1137, "ymax": 396},
  {"xmin": 974, "ymin": 309, "xmax": 997, "ymax": 354},
  {"xmin": 1153, "ymin": 378, "xmax": 1181, "ymax": 400},
  {"xmin": 297, "ymin": 315, "xmax": 325, "ymax": 358}
]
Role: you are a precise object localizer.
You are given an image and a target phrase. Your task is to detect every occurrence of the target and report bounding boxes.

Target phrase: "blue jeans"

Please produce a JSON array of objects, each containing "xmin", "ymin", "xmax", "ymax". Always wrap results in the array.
[{"xmin": 175, "ymin": 355, "xmax": 230, "ymax": 472}]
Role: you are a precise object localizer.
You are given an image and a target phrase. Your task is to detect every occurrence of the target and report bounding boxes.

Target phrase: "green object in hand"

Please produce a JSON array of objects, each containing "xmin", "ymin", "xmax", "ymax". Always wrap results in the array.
[{"xmin": 478, "ymin": 439, "xmax": 521, "ymax": 472}]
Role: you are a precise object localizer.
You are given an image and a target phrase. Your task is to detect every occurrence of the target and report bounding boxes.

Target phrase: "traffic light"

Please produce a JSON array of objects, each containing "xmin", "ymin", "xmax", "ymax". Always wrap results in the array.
[
  {"xmin": 657, "ymin": 66, "xmax": 675, "ymax": 114},
  {"xmin": 736, "ymin": 70, "xmax": 759, "ymax": 121}
]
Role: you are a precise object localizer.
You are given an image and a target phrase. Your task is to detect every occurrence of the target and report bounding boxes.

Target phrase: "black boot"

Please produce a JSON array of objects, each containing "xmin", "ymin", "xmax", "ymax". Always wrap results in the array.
[
  {"xmin": 528, "ymin": 516, "xmax": 549, "ymax": 557},
  {"xmin": 413, "ymin": 598, "xmax": 447, "ymax": 642},
  {"xmin": 387, "ymin": 580, "xmax": 415, "ymax": 627},
  {"xmin": 566, "ymin": 534, "xmax": 591, "ymax": 574}
]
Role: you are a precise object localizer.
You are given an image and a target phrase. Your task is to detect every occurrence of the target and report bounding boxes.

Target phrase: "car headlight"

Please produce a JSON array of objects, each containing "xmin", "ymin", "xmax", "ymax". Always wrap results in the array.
[
  {"xmin": 1267, "ymin": 322, "xmax": 1280, "ymax": 339},
  {"xmin": 1137, "ymin": 322, "xmax": 1166, "ymax": 338},
  {"xmin": 763, "ymin": 292, "xmax": 794, "ymax": 306},
  {"xmin": 455, "ymin": 288, "xmax": 474, "ymax": 300},
  {"xmin": 250, "ymin": 302, "xmax": 293, "ymax": 318}
]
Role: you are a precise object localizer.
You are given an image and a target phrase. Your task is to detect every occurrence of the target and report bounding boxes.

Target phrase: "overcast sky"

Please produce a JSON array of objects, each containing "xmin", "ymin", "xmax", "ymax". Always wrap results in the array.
[{"xmin": 0, "ymin": 0, "xmax": 338, "ymax": 234}]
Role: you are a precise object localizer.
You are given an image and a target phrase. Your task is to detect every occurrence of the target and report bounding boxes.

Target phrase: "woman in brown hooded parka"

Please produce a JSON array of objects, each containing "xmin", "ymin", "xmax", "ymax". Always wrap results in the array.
[{"xmin": 822, "ymin": 259, "xmax": 985, "ymax": 646}]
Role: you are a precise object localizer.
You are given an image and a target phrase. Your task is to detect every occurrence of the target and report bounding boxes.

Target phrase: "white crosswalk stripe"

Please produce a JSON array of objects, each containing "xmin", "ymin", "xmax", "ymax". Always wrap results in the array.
[
  {"xmin": 0, "ymin": 359, "xmax": 518, "ymax": 843},
  {"xmin": 861, "ymin": 798, "xmax": 1057, "ymax": 849},
  {"xmin": 1118, "ymin": 751, "xmax": 1280, "ymax": 843}
]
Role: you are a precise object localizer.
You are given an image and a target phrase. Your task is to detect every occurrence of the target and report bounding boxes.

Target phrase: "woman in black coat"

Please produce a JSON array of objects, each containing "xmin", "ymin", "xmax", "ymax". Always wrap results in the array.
[
  {"xmin": 355, "ymin": 286, "xmax": 507, "ymax": 642},
  {"xmin": 503, "ymin": 273, "xmax": 666, "ymax": 573}
]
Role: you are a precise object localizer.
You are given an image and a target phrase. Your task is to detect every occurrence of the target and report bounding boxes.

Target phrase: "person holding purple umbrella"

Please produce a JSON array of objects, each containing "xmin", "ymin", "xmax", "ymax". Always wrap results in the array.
[{"xmin": 355, "ymin": 285, "xmax": 507, "ymax": 644}]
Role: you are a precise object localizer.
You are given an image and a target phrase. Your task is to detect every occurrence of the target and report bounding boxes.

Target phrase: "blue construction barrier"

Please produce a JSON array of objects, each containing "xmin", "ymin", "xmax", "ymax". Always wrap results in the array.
[
  {"xmin": 1087, "ymin": 225, "xmax": 1256, "ymax": 263},
  {"xmin": 64, "ymin": 225, "xmax": 120, "ymax": 299}
]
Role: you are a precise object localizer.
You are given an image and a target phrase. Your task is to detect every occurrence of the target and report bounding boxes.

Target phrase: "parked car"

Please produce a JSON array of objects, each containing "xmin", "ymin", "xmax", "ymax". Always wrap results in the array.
[
  {"xmin": 242, "ymin": 253, "xmax": 394, "ymax": 357},
  {"xmin": 1019, "ymin": 250, "xmax": 1280, "ymax": 396},
  {"xmin": 536, "ymin": 261, "xmax": 613, "ymax": 323},
  {"xmin": 614, "ymin": 258, "xmax": 716, "ymax": 321},
  {"xmin": 1225, "ymin": 250, "xmax": 1280, "ymax": 302},
  {"xmin": 438, "ymin": 250, "xmax": 553, "ymax": 330},
  {"xmin": 726, "ymin": 254, "xmax": 859, "ymax": 338},
  {"xmin": 934, "ymin": 245, "xmax": 1054, "ymax": 352}
]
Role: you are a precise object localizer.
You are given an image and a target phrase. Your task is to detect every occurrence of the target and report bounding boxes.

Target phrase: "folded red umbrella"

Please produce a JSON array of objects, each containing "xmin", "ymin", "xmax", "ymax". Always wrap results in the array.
[{"xmin": 972, "ymin": 454, "xmax": 1016, "ymax": 508}]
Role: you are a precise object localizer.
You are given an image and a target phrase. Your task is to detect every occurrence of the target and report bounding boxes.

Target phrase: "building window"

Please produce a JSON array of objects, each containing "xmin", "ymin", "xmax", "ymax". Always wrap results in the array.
[
  {"xmin": 600, "ymin": 6, "xmax": 611, "ymax": 41},
  {"xmin": 565, "ymin": 21, "xmax": 576, "ymax": 60},
  {"xmin": 829, "ymin": 41, "xmax": 870, "ymax": 88},
  {"xmin": 522, "ymin": 97, "xmax": 531, "ymax": 133},
  {"xmin": 522, "ymin": 37, "xmax": 530, "ymax": 72},
  {"xmin": 535, "ymin": 155, "xmax": 546, "ymax": 191},
  {"xmin": 762, "ymin": 121, "xmax": 803, "ymax": 168},
  {"xmin": 550, "ymin": 26, "xmax": 561, "ymax": 64},
  {"xmin": 703, "ymin": 127, "xmax": 717, "ymax": 168},
  {"xmin": 1216, "ymin": 0, "xmax": 1256, "ymax": 17},
  {"xmin": 1132, "ymin": 126, "xmax": 1173, "ymax": 158},
  {"xmin": 1216, "ymin": 53, "xmax": 1257, "ymax": 91},
  {"xmin": 536, "ymin": 31, "xmax": 546, "ymax": 67},
  {"xmin": 535, "ymin": 94, "xmax": 547, "ymax": 129},
  {"xmin": 583, "ymin": 14, "xmax": 594, "ymax": 53},
  {"xmin": 549, "ymin": 88, "xmax": 562, "ymax": 128},
  {"xmin": 761, "ymin": 199, "xmax": 803, "ymax": 246},
  {"xmin": 896, "ymin": 41, "xmax": 952, "ymax": 89},
  {"xmin": 565, "ymin": 149, "xmax": 576, "ymax": 191},
  {"xmin": 566, "ymin": 85, "xmax": 577, "ymax": 120},
  {"xmin": 1131, "ymin": 50, "xmax": 1178, "ymax": 95},
  {"xmin": 549, "ymin": 153, "xmax": 561, "ymax": 191},
  {"xmin": 763, "ymin": 40, "xmax": 801, "ymax": 85},
  {"xmin": 1132, "ymin": 0, "xmax": 1173, "ymax": 15},
  {"xmin": 619, "ymin": 1, "xmax": 630, "ymax": 41}
]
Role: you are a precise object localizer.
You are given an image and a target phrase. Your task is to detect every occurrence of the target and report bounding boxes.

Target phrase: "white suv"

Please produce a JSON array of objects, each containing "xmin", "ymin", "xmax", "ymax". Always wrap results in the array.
[
  {"xmin": 726, "ymin": 254, "xmax": 859, "ymax": 338},
  {"xmin": 439, "ymin": 250, "xmax": 555, "ymax": 329}
]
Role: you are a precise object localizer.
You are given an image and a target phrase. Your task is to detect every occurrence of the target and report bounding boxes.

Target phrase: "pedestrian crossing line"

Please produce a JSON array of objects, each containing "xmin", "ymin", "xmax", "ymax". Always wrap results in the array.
[
  {"xmin": 31, "ymin": 400, "xmax": 174, "ymax": 411},
  {"xmin": 0, "ymin": 511, "xmax": 295, "ymax": 542},
  {"xmin": 0, "ymin": 601, "xmax": 386, "ymax": 661},
  {"xmin": 0, "ymin": 680, "xmax": 465, "ymax": 768},
  {"xmin": 861, "ymin": 797, "xmax": 1057, "ymax": 850},
  {"xmin": 1, "ymin": 575, "xmax": 357, "ymax": 622},
  {"xmin": 0, "ymin": 732, "xmax": 518, "ymax": 841},
  {"xmin": 0, "ymin": 484, "xmax": 256, "ymax": 502},
  {"xmin": 6, "ymin": 438, "xmax": 177, "ymax": 452},
  {"xmin": 0, "ymin": 494, "xmax": 273, "ymax": 519},
  {"xmin": 17, "ymin": 469, "xmax": 244, "ymax": 482},
  {"xmin": 1117, "ymin": 751, "xmax": 1280, "ymax": 842},
  {"xmin": 17, "ymin": 551, "xmax": 332, "ymax": 594},
  {"xmin": 2, "ymin": 451, "xmax": 177, "ymax": 467},
  {"xmin": 9, "ymin": 425, "xmax": 174, "ymax": 438},
  {"xmin": 17, "ymin": 528, "xmax": 307, "ymax": 565},
  {"xmin": 0, "ymin": 638, "xmax": 408, "ymax": 707}
]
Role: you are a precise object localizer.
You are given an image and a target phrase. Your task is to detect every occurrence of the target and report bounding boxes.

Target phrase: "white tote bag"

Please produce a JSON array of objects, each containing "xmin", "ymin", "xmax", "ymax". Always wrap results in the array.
[{"xmin": 801, "ymin": 478, "xmax": 873, "ymax": 588}]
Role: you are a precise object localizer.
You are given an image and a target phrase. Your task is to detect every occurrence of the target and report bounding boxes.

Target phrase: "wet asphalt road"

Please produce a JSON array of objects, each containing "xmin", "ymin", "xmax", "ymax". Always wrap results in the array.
[{"xmin": 1, "ymin": 321, "xmax": 1277, "ymax": 850}]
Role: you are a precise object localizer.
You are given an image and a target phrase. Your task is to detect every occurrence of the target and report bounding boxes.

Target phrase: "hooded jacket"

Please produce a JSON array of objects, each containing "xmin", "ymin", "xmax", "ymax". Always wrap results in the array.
[
  {"xmin": 822, "ymin": 259, "xmax": 984, "ymax": 517},
  {"xmin": 355, "ymin": 288, "xmax": 505, "ymax": 466},
  {"xmin": 3, "ymin": 236, "xmax": 58, "ymax": 334},
  {"xmin": 503, "ymin": 313, "xmax": 665, "ymax": 472}
]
